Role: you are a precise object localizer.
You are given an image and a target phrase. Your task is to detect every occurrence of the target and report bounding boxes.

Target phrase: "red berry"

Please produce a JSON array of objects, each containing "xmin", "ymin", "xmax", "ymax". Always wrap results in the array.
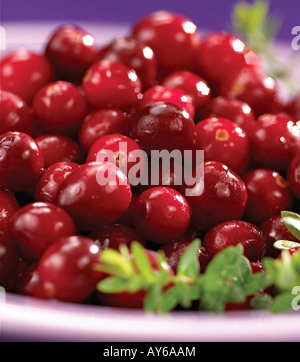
[
  {"xmin": 15, "ymin": 263, "xmax": 48, "ymax": 299},
  {"xmin": 203, "ymin": 220, "xmax": 266, "ymax": 261},
  {"xmin": 38, "ymin": 235, "xmax": 102, "ymax": 302},
  {"xmin": 10, "ymin": 202, "xmax": 76, "ymax": 262},
  {"xmin": 35, "ymin": 134, "xmax": 84, "ymax": 169},
  {"xmin": 243, "ymin": 168, "xmax": 293, "ymax": 226},
  {"xmin": 0, "ymin": 189, "xmax": 19, "ymax": 233},
  {"xmin": 33, "ymin": 81, "xmax": 88, "ymax": 136},
  {"xmin": 131, "ymin": 186, "xmax": 192, "ymax": 243},
  {"xmin": 0, "ymin": 131, "xmax": 44, "ymax": 192},
  {"xmin": 82, "ymin": 60, "xmax": 142, "ymax": 111},
  {"xmin": 287, "ymin": 155, "xmax": 300, "ymax": 200},
  {"xmin": 56, "ymin": 162, "xmax": 132, "ymax": 231},
  {"xmin": 0, "ymin": 234, "xmax": 19, "ymax": 287},
  {"xmin": 0, "ymin": 49, "xmax": 53, "ymax": 103}
]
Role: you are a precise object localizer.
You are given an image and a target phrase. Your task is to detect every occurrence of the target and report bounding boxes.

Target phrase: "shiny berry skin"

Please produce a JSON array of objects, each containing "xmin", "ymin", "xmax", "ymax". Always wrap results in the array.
[
  {"xmin": 10, "ymin": 202, "xmax": 76, "ymax": 262},
  {"xmin": 0, "ymin": 49, "xmax": 53, "ymax": 103},
  {"xmin": 248, "ymin": 114, "xmax": 300, "ymax": 173},
  {"xmin": 38, "ymin": 235, "xmax": 102, "ymax": 302},
  {"xmin": 82, "ymin": 60, "xmax": 142, "ymax": 111},
  {"xmin": 130, "ymin": 102, "xmax": 195, "ymax": 155},
  {"xmin": 33, "ymin": 81, "xmax": 88, "ymax": 135},
  {"xmin": 260, "ymin": 214, "xmax": 300, "ymax": 258},
  {"xmin": 0, "ymin": 131, "xmax": 44, "ymax": 192},
  {"xmin": 0, "ymin": 90, "xmax": 34, "ymax": 134},
  {"xmin": 132, "ymin": 11, "xmax": 200, "ymax": 72},
  {"xmin": 79, "ymin": 109, "xmax": 130, "ymax": 153},
  {"xmin": 194, "ymin": 31, "xmax": 259, "ymax": 85},
  {"xmin": 45, "ymin": 24, "xmax": 98, "ymax": 83},
  {"xmin": 85, "ymin": 133, "xmax": 145, "ymax": 183},
  {"xmin": 161, "ymin": 70, "xmax": 211, "ymax": 110},
  {"xmin": 34, "ymin": 161, "xmax": 80, "ymax": 203},
  {"xmin": 220, "ymin": 65, "xmax": 282, "ymax": 117},
  {"xmin": 89, "ymin": 224, "xmax": 146, "ymax": 250},
  {"xmin": 194, "ymin": 117, "xmax": 250, "ymax": 174},
  {"xmin": 15, "ymin": 263, "xmax": 48, "ymax": 299},
  {"xmin": 243, "ymin": 169, "xmax": 293, "ymax": 226},
  {"xmin": 35, "ymin": 134, "xmax": 84, "ymax": 169},
  {"xmin": 138, "ymin": 85, "xmax": 195, "ymax": 118},
  {"xmin": 0, "ymin": 234, "xmax": 19, "ymax": 287},
  {"xmin": 98, "ymin": 36, "xmax": 157, "ymax": 90},
  {"xmin": 202, "ymin": 96, "xmax": 255, "ymax": 132},
  {"xmin": 181, "ymin": 161, "xmax": 248, "ymax": 231},
  {"xmin": 203, "ymin": 220, "xmax": 266, "ymax": 261},
  {"xmin": 287, "ymin": 155, "xmax": 300, "ymax": 199},
  {"xmin": 0, "ymin": 189, "xmax": 19, "ymax": 233},
  {"xmin": 131, "ymin": 187, "xmax": 192, "ymax": 244},
  {"xmin": 57, "ymin": 161, "xmax": 132, "ymax": 231}
]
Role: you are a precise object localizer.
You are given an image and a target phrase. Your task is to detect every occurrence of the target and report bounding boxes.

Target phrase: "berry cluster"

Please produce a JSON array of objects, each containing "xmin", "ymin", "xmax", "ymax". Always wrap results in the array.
[{"xmin": 0, "ymin": 11, "xmax": 300, "ymax": 310}]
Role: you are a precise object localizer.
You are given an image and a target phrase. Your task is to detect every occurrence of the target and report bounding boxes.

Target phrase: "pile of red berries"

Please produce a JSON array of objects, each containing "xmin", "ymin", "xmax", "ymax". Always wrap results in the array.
[{"xmin": 0, "ymin": 11, "xmax": 300, "ymax": 309}]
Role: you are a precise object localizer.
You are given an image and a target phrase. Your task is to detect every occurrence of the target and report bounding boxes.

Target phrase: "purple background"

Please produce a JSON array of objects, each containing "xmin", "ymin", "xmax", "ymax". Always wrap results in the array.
[{"xmin": 1, "ymin": 0, "xmax": 299, "ymax": 41}]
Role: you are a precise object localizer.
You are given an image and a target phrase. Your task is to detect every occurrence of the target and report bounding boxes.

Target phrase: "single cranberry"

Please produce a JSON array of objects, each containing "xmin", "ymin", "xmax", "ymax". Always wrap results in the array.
[
  {"xmin": 56, "ymin": 162, "xmax": 132, "ymax": 231},
  {"xmin": 0, "ymin": 90, "xmax": 34, "ymax": 134},
  {"xmin": 89, "ymin": 224, "xmax": 146, "ymax": 250},
  {"xmin": 10, "ymin": 202, "xmax": 76, "ymax": 262},
  {"xmin": 34, "ymin": 161, "xmax": 80, "ymax": 203},
  {"xmin": 0, "ymin": 189, "xmax": 19, "ymax": 233},
  {"xmin": 132, "ymin": 11, "xmax": 200, "ymax": 72},
  {"xmin": 38, "ymin": 235, "xmax": 102, "ymax": 302},
  {"xmin": 78, "ymin": 109, "xmax": 130, "ymax": 153},
  {"xmin": 194, "ymin": 117, "xmax": 250, "ymax": 174},
  {"xmin": 203, "ymin": 220, "xmax": 266, "ymax": 261},
  {"xmin": 243, "ymin": 169, "xmax": 293, "ymax": 226},
  {"xmin": 260, "ymin": 214, "xmax": 300, "ymax": 258},
  {"xmin": 194, "ymin": 31, "xmax": 259, "ymax": 85},
  {"xmin": 220, "ymin": 65, "xmax": 282, "ymax": 117},
  {"xmin": 82, "ymin": 60, "xmax": 142, "ymax": 111},
  {"xmin": 0, "ymin": 49, "xmax": 53, "ymax": 103},
  {"xmin": 0, "ymin": 131, "xmax": 44, "ymax": 192},
  {"xmin": 181, "ymin": 161, "xmax": 248, "ymax": 231},
  {"xmin": 35, "ymin": 134, "xmax": 85, "ymax": 169},
  {"xmin": 161, "ymin": 70, "xmax": 211, "ymax": 110},
  {"xmin": 287, "ymin": 155, "xmax": 300, "ymax": 200},
  {"xmin": 131, "ymin": 187, "xmax": 191, "ymax": 243},
  {"xmin": 248, "ymin": 114, "xmax": 300, "ymax": 173},
  {"xmin": 0, "ymin": 234, "xmax": 19, "ymax": 287},
  {"xmin": 33, "ymin": 81, "xmax": 88, "ymax": 136},
  {"xmin": 130, "ymin": 102, "xmax": 195, "ymax": 155},
  {"xmin": 98, "ymin": 36, "xmax": 157, "ymax": 90},
  {"xmin": 85, "ymin": 133, "xmax": 145, "ymax": 184},
  {"xmin": 15, "ymin": 263, "xmax": 48, "ymax": 299},
  {"xmin": 45, "ymin": 24, "xmax": 98, "ymax": 83},
  {"xmin": 202, "ymin": 96, "xmax": 255, "ymax": 132},
  {"xmin": 138, "ymin": 85, "xmax": 195, "ymax": 118}
]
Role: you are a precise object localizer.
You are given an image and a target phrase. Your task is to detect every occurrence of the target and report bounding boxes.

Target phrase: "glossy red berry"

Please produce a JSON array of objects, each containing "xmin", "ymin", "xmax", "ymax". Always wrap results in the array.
[
  {"xmin": 0, "ymin": 90, "xmax": 34, "ymax": 134},
  {"xmin": 181, "ymin": 161, "xmax": 248, "ymax": 231},
  {"xmin": 98, "ymin": 36, "xmax": 157, "ymax": 90},
  {"xmin": 35, "ymin": 134, "xmax": 84, "ymax": 169},
  {"xmin": 78, "ymin": 109, "xmax": 130, "ymax": 153},
  {"xmin": 194, "ymin": 117, "xmax": 250, "ymax": 174},
  {"xmin": 260, "ymin": 214, "xmax": 300, "ymax": 258},
  {"xmin": 203, "ymin": 220, "xmax": 266, "ymax": 261},
  {"xmin": 33, "ymin": 81, "xmax": 88, "ymax": 135},
  {"xmin": 0, "ymin": 234, "xmax": 19, "ymax": 287},
  {"xmin": 82, "ymin": 60, "xmax": 142, "ymax": 111},
  {"xmin": 287, "ymin": 155, "xmax": 300, "ymax": 199},
  {"xmin": 34, "ymin": 161, "xmax": 80, "ymax": 203},
  {"xmin": 243, "ymin": 169, "xmax": 293, "ymax": 226},
  {"xmin": 10, "ymin": 202, "xmax": 76, "ymax": 262},
  {"xmin": 0, "ymin": 49, "xmax": 53, "ymax": 103},
  {"xmin": 38, "ymin": 235, "xmax": 102, "ymax": 302},
  {"xmin": 130, "ymin": 101, "xmax": 195, "ymax": 155},
  {"xmin": 0, "ymin": 131, "xmax": 44, "ymax": 192},
  {"xmin": 45, "ymin": 24, "xmax": 98, "ymax": 83},
  {"xmin": 131, "ymin": 186, "xmax": 192, "ymax": 243},
  {"xmin": 15, "ymin": 263, "xmax": 48, "ymax": 299},
  {"xmin": 248, "ymin": 114, "xmax": 300, "ymax": 173},
  {"xmin": 0, "ymin": 189, "xmax": 19, "ymax": 233},
  {"xmin": 138, "ymin": 85, "xmax": 195, "ymax": 117},
  {"xmin": 56, "ymin": 161, "xmax": 132, "ymax": 231}
]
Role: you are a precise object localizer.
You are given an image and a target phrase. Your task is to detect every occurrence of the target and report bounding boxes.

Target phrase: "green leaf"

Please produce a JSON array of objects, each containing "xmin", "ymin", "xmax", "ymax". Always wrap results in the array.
[
  {"xmin": 262, "ymin": 257, "xmax": 278, "ymax": 281},
  {"xmin": 144, "ymin": 284, "xmax": 162, "ymax": 312},
  {"xmin": 281, "ymin": 211, "xmax": 300, "ymax": 241},
  {"xmin": 157, "ymin": 286, "xmax": 180, "ymax": 313},
  {"xmin": 176, "ymin": 239, "xmax": 200, "ymax": 278},
  {"xmin": 273, "ymin": 240, "xmax": 300, "ymax": 250},
  {"xmin": 250, "ymin": 293, "xmax": 273, "ymax": 309},
  {"xmin": 242, "ymin": 272, "xmax": 273, "ymax": 295},
  {"xmin": 269, "ymin": 292, "xmax": 295, "ymax": 313},
  {"xmin": 291, "ymin": 249, "xmax": 300, "ymax": 274},
  {"xmin": 99, "ymin": 248, "xmax": 134, "ymax": 276},
  {"xmin": 97, "ymin": 277, "xmax": 132, "ymax": 293},
  {"xmin": 131, "ymin": 242, "xmax": 154, "ymax": 283}
]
